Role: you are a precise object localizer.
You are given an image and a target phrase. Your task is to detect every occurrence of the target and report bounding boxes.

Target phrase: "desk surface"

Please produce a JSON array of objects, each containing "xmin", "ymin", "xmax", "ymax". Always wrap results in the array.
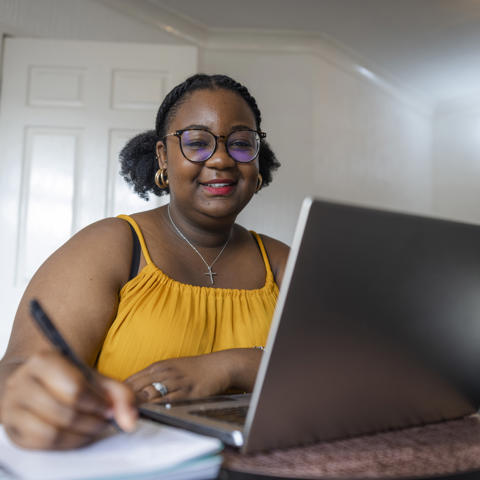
[
  {"xmin": 221, "ymin": 414, "xmax": 480, "ymax": 479},
  {"xmin": 219, "ymin": 470, "xmax": 480, "ymax": 480}
]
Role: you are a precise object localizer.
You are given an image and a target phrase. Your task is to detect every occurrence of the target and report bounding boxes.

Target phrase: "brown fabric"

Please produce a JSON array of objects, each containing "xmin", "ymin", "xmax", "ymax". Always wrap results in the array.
[{"xmin": 222, "ymin": 414, "xmax": 480, "ymax": 479}]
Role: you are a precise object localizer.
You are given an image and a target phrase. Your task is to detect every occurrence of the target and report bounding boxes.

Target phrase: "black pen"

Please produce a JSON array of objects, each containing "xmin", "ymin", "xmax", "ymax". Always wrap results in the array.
[{"xmin": 29, "ymin": 298, "xmax": 124, "ymax": 432}]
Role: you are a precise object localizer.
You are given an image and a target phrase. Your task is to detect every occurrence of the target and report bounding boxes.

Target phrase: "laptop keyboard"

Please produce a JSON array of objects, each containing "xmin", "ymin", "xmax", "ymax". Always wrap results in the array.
[{"xmin": 189, "ymin": 405, "xmax": 248, "ymax": 426}]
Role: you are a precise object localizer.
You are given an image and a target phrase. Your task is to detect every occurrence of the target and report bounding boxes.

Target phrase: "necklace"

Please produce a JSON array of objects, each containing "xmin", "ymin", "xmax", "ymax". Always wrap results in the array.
[{"xmin": 167, "ymin": 204, "xmax": 231, "ymax": 285}]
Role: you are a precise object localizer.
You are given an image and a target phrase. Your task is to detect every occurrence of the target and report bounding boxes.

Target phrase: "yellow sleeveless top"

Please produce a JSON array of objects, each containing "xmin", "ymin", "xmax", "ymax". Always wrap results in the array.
[{"xmin": 96, "ymin": 215, "xmax": 279, "ymax": 380}]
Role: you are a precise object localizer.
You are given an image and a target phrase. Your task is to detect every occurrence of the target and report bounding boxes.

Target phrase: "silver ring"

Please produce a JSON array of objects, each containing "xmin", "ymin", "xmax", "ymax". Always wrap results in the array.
[{"xmin": 151, "ymin": 381, "xmax": 168, "ymax": 397}]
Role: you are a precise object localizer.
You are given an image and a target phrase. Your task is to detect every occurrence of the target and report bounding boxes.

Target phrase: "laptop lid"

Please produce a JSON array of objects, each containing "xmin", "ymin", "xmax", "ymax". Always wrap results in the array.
[{"xmin": 242, "ymin": 197, "xmax": 480, "ymax": 452}]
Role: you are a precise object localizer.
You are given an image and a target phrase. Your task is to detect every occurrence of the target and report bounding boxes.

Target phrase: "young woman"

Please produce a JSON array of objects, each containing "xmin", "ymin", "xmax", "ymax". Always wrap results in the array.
[{"xmin": 0, "ymin": 74, "xmax": 289, "ymax": 450}]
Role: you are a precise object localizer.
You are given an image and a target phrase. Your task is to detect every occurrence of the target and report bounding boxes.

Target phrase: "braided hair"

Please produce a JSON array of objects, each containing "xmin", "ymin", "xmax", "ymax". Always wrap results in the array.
[{"xmin": 119, "ymin": 74, "xmax": 280, "ymax": 199}]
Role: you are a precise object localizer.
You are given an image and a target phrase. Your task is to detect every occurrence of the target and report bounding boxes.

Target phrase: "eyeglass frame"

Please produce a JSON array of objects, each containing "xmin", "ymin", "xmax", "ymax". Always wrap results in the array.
[{"xmin": 162, "ymin": 127, "xmax": 267, "ymax": 164}]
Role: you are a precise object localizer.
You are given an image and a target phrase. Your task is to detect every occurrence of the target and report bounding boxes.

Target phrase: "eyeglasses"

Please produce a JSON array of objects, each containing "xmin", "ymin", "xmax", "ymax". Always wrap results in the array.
[{"xmin": 164, "ymin": 128, "xmax": 266, "ymax": 163}]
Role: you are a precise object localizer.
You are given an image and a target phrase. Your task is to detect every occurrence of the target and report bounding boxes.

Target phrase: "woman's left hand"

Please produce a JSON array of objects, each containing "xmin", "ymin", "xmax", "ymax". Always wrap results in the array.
[{"xmin": 124, "ymin": 349, "xmax": 262, "ymax": 404}]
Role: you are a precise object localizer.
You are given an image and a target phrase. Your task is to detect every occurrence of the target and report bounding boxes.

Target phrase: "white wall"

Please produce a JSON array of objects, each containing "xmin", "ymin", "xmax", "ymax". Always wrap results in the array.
[
  {"xmin": 432, "ymin": 98, "xmax": 480, "ymax": 224},
  {"xmin": 0, "ymin": 32, "xmax": 4, "ymax": 77},
  {"xmin": 0, "ymin": 0, "xmax": 182, "ymax": 44},
  {"xmin": 312, "ymin": 58, "xmax": 432, "ymax": 216}
]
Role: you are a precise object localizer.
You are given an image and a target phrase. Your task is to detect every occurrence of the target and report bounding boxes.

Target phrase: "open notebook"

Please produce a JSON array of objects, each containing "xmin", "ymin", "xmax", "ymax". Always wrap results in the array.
[{"xmin": 0, "ymin": 419, "xmax": 222, "ymax": 480}]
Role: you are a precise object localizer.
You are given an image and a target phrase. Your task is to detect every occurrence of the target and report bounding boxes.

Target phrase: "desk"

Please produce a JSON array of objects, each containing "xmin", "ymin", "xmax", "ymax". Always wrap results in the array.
[
  {"xmin": 219, "ymin": 471, "xmax": 480, "ymax": 480},
  {"xmin": 220, "ymin": 414, "xmax": 480, "ymax": 479}
]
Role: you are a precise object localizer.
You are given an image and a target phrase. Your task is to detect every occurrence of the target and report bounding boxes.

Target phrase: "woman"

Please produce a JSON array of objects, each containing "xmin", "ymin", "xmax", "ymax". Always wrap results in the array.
[{"xmin": 0, "ymin": 74, "xmax": 289, "ymax": 450}]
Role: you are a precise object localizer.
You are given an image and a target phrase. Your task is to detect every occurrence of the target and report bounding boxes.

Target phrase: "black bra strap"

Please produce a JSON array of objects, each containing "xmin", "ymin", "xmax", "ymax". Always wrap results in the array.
[{"xmin": 128, "ymin": 223, "xmax": 141, "ymax": 281}]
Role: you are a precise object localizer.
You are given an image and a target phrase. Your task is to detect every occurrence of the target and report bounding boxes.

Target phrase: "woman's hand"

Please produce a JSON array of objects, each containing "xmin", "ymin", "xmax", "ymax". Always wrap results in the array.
[
  {"xmin": 1, "ymin": 351, "xmax": 137, "ymax": 450},
  {"xmin": 125, "ymin": 348, "xmax": 263, "ymax": 403}
]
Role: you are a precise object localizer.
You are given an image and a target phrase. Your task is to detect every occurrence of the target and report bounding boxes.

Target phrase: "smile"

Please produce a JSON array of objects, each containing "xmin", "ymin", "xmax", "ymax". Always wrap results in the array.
[
  {"xmin": 200, "ymin": 179, "xmax": 237, "ymax": 187},
  {"xmin": 201, "ymin": 180, "xmax": 237, "ymax": 195},
  {"xmin": 207, "ymin": 183, "xmax": 234, "ymax": 188}
]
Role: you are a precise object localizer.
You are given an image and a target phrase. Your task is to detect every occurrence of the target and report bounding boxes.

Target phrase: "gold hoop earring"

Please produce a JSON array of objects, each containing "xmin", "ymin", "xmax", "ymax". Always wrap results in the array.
[
  {"xmin": 255, "ymin": 173, "xmax": 263, "ymax": 193},
  {"xmin": 154, "ymin": 168, "xmax": 169, "ymax": 189}
]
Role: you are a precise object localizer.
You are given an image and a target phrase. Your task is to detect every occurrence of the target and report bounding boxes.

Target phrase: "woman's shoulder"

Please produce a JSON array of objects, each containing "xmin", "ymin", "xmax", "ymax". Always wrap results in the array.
[
  {"xmin": 73, "ymin": 207, "xmax": 162, "ymax": 243},
  {"xmin": 69, "ymin": 216, "xmax": 132, "ymax": 247},
  {"xmin": 256, "ymin": 233, "xmax": 289, "ymax": 257},
  {"xmin": 251, "ymin": 231, "xmax": 290, "ymax": 288},
  {"xmin": 58, "ymin": 217, "xmax": 134, "ymax": 284},
  {"xmin": 121, "ymin": 207, "xmax": 163, "ymax": 232}
]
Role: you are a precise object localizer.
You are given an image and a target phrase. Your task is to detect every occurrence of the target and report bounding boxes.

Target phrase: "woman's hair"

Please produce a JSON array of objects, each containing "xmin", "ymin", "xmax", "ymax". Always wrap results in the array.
[{"xmin": 119, "ymin": 73, "xmax": 280, "ymax": 199}]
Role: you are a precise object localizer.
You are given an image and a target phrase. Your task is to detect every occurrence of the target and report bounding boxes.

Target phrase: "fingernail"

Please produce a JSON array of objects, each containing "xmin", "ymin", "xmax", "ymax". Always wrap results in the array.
[{"xmin": 118, "ymin": 408, "xmax": 137, "ymax": 432}]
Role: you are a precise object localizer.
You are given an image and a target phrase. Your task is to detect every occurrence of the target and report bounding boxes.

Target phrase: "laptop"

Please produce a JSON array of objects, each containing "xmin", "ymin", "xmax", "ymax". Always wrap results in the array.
[{"xmin": 140, "ymin": 197, "xmax": 480, "ymax": 453}]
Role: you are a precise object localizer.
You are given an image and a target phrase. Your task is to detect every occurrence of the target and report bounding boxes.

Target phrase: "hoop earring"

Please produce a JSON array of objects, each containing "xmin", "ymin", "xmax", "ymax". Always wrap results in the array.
[
  {"xmin": 154, "ymin": 168, "xmax": 169, "ymax": 189},
  {"xmin": 255, "ymin": 173, "xmax": 263, "ymax": 193}
]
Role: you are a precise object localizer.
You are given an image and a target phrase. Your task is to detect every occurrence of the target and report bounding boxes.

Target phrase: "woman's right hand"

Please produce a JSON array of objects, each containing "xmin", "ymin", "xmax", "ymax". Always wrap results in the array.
[{"xmin": 1, "ymin": 351, "xmax": 137, "ymax": 450}]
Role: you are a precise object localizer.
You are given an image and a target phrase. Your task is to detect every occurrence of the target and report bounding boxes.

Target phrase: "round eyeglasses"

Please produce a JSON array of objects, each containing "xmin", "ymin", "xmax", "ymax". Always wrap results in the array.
[{"xmin": 163, "ymin": 128, "xmax": 266, "ymax": 163}]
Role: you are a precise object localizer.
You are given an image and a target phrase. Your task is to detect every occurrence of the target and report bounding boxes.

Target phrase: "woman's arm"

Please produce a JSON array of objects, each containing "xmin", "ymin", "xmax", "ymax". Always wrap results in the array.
[
  {"xmin": 0, "ymin": 218, "xmax": 137, "ymax": 448},
  {"xmin": 125, "ymin": 348, "xmax": 263, "ymax": 402}
]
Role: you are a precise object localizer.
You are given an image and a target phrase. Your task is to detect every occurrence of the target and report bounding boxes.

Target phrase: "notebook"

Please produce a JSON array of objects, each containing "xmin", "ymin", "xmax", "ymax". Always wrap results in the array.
[
  {"xmin": 140, "ymin": 197, "xmax": 480, "ymax": 453},
  {"xmin": 0, "ymin": 419, "xmax": 222, "ymax": 480}
]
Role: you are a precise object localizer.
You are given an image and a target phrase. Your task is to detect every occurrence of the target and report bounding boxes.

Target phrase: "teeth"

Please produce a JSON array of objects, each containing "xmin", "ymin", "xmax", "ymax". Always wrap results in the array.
[{"xmin": 208, "ymin": 183, "xmax": 231, "ymax": 187}]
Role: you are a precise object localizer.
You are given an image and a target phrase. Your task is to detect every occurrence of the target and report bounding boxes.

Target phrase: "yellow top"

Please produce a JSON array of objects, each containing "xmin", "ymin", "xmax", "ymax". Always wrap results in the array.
[{"xmin": 96, "ymin": 215, "xmax": 279, "ymax": 380}]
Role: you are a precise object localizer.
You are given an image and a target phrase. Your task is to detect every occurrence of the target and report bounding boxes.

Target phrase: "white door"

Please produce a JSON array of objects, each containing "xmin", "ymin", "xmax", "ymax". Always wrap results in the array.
[{"xmin": 0, "ymin": 38, "xmax": 197, "ymax": 356}]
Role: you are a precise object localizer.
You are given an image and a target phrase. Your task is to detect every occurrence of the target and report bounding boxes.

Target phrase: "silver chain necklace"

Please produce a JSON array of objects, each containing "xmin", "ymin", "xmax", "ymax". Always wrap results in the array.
[{"xmin": 167, "ymin": 204, "xmax": 231, "ymax": 285}]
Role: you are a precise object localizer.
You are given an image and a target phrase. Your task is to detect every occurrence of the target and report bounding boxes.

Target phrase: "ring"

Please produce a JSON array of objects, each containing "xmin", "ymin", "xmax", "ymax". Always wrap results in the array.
[{"xmin": 151, "ymin": 381, "xmax": 168, "ymax": 397}]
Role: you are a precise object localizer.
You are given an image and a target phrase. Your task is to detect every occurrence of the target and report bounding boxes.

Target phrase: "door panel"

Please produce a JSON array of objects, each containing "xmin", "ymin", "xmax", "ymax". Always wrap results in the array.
[{"xmin": 18, "ymin": 127, "xmax": 80, "ymax": 283}]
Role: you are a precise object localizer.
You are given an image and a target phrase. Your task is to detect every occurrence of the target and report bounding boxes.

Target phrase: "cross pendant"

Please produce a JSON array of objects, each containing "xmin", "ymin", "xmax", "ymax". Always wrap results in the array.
[{"xmin": 205, "ymin": 267, "xmax": 217, "ymax": 285}]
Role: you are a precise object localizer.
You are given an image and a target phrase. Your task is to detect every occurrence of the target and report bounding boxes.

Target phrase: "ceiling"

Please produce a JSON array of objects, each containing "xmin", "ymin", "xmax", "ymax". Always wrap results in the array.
[{"xmin": 144, "ymin": 0, "xmax": 480, "ymax": 108}]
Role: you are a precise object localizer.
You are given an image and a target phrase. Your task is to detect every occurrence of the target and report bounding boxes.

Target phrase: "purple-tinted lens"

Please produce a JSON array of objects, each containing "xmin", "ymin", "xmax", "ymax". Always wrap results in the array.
[
  {"xmin": 227, "ymin": 131, "xmax": 259, "ymax": 163},
  {"xmin": 179, "ymin": 129, "xmax": 260, "ymax": 163},
  {"xmin": 180, "ymin": 130, "xmax": 215, "ymax": 162}
]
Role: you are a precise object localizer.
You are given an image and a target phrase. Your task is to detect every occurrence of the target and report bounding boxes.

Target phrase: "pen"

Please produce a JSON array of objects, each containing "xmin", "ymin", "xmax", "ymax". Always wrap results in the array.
[{"xmin": 29, "ymin": 298, "xmax": 124, "ymax": 432}]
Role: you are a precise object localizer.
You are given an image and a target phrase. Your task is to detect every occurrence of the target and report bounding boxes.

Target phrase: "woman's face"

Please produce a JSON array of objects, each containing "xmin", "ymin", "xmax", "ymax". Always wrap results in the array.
[{"xmin": 156, "ymin": 88, "xmax": 260, "ymax": 223}]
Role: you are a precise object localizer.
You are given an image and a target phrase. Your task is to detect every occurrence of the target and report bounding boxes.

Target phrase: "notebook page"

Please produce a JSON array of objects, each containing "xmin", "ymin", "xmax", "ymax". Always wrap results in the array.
[{"xmin": 0, "ymin": 419, "xmax": 222, "ymax": 480}]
